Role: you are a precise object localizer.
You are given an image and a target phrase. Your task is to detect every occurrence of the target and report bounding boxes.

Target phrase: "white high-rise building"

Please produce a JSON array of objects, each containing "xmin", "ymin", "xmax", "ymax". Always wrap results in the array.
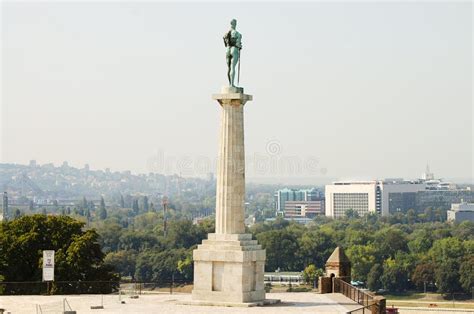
[
  {"xmin": 325, "ymin": 179, "xmax": 426, "ymax": 218},
  {"xmin": 325, "ymin": 181, "xmax": 377, "ymax": 218}
]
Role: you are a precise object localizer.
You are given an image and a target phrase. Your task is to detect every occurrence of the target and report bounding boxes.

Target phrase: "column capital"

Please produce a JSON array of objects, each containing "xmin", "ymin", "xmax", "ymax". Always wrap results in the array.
[{"xmin": 213, "ymin": 93, "xmax": 253, "ymax": 106}]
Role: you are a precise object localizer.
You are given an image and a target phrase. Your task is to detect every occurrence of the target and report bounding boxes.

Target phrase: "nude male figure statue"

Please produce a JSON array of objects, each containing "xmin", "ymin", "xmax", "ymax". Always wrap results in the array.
[{"xmin": 223, "ymin": 19, "xmax": 242, "ymax": 87}]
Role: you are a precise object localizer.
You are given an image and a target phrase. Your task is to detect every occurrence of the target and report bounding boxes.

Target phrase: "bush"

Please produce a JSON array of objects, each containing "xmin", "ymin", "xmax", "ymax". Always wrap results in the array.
[
  {"xmin": 287, "ymin": 286, "xmax": 311, "ymax": 292},
  {"xmin": 264, "ymin": 283, "xmax": 272, "ymax": 292}
]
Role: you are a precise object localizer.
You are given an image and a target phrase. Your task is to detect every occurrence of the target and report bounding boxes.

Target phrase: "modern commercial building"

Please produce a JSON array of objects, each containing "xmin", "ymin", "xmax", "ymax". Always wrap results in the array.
[
  {"xmin": 325, "ymin": 180, "xmax": 425, "ymax": 218},
  {"xmin": 415, "ymin": 189, "xmax": 474, "ymax": 212},
  {"xmin": 325, "ymin": 181, "xmax": 377, "ymax": 218},
  {"xmin": 264, "ymin": 217, "xmax": 314, "ymax": 225},
  {"xmin": 284, "ymin": 200, "xmax": 325, "ymax": 218},
  {"xmin": 380, "ymin": 179, "xmax": 426, "ymax": 214},
  {"xmin": 274, "ymin": 188, "xmax": 323, "ymax": 215},
  {"xmin": 447, "ymin": 202, "xmax": 474, "ymax": 223},
  {"xmin": 416, "ymin": 166, "xmax": 473, "ymax": 210}
]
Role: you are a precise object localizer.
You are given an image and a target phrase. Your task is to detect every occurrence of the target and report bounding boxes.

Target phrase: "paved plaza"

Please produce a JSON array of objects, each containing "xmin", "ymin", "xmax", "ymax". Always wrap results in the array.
[
  {"xmin": 0, "ymin": 292, "xmax": 362, "ymax": 314},
  {"xmin": 2, "ymin": 292, "xmax": 474, "ymax": 313}
]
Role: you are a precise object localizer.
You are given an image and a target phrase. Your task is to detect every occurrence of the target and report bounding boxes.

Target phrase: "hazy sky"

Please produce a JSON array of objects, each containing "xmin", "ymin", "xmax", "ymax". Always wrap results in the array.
[{"xmin": 1, "ymin": 1, "xmax": 472, "ymax": 182}]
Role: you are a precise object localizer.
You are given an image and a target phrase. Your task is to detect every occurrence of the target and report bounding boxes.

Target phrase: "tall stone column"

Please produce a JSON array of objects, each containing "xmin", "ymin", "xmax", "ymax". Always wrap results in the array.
[
  {"xmin": 214, "ymin": 88, "xmax": 251, "ymax": 234},
  {"xmin": 191, "ymin": 87, "xmax": 268, "ymax": 306}
]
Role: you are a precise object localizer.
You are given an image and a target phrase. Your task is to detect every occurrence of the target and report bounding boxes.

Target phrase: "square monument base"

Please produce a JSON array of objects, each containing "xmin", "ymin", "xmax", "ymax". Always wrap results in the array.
[{"xmin": 192, "ymin": 233, "xmax": 267, "ymax": 305}]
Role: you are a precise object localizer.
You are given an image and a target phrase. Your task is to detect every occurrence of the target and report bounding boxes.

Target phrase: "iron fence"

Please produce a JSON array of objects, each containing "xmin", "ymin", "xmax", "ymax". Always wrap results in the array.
[
  {"xmin": 0, "ymin": 281, "xmax": 118, "ymax": 295},
  {"xmin": 0, "ymin": 280, "xmax": 191, "ymax": 295},
  {"xmin": 334, "ymin": 278, "xmax": 386, "ymax": 314}
]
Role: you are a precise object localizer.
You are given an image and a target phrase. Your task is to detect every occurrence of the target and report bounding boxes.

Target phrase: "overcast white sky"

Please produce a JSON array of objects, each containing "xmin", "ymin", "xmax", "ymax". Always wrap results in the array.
[{"xmin": 1, "ymin": 1, "xmax": 472, "ymax": 183}]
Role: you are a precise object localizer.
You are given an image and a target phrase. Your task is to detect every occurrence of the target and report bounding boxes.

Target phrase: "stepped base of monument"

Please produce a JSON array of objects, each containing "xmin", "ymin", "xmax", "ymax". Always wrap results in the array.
[
  {"xmin": 178, "ymin": 298, "xmax": 281, "ymax": 307},
  {"xmin": 192, "ymin": 233, "xmax": 272, "ymax": 305}
]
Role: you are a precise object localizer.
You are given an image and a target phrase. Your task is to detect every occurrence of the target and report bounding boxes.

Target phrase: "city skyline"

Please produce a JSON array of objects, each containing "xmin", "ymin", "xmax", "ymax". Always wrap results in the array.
[
  {"xmin": 1, "ymin": 159, "xmax": 470, "ymax": 186},
  {"xmin": 2, "ymin": 2, "xmax": 472, "ymax": 182}
]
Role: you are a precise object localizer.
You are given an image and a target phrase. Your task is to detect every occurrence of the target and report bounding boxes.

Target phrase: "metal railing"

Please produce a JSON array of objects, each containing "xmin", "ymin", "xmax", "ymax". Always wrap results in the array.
[
  {"xmin": 346, "ymin": 304, "xmax": 375, "ymax": 314},
  {"xmin": 264, "ymin": 274, "xmax": 304, "ymax": 286},
  {"xmin": 0, "ymin": 280, "xmax": 191, "ymax": 296},
  {"xmin": 334, "ymin": 278, "xmax": 386, "ymax": 314},
  {"xmin": 334, "ymin": 278, "xmax": 375, "ymax": 306},
  {"xmin": 0, "ymin": 281, "xmax": 119, "ymax": 295},
  {"xmin": 35, "ymin": 298, "xmax": 74, "ymax": 314}
]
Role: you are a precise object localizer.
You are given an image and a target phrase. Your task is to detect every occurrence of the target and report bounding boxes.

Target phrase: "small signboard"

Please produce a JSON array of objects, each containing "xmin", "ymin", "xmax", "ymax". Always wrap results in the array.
[{"xmin": 42, "ymin": 250, "xmax": 55, "ymax": 282}]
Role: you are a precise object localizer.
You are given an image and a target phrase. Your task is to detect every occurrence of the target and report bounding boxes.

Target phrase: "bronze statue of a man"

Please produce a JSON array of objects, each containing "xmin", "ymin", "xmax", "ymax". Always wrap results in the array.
[{"xmin": 223, "ymin": 19, "xmax": 242, "ymax": 87}]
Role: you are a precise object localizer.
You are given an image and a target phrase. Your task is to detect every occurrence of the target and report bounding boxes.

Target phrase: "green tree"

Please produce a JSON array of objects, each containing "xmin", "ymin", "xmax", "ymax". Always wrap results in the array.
[
  {"xmin": 104, "ymin": 250, "xmax": 137, "ymax": 279},
  {"xmin": 298, "ymin": 229, "xmax": 335, "ymax": 269},
  {"xmin": 257, "ymin": 228, "xmax": 301, "ymax": 271},
  {"xmin": 135, "ymin": 248, "xmax": 189, "ymax": 283},
  {"xmin": 119, "ymin": 231, "xmax": 159, "ymax": 251},
  {"xmin": 435, "ymin": 259, "xmax": 461, "ymax": 294},
  {"xmin": 82, "ymin": 196, "xmax": 88, "ymax": 209},
  {"xmin": 85, "ymin": 208, "xmax": 91, "ymax": 221},
  {"xmin": 0, "ymin": 215, "xmax": 117, "ymax": 293},
  {"xmin": 97, "ymin": 223, "xmax": 123, "ymax": 253},
  {"xmin": 132, "ymin": 199, "xmax": 140, "ymax": 215},
  {"xmin": 459, "ymin": 256, "xmax": 474, "ymax": 293},
  {"xmin": 374, "ymin": 227, "xmax": 408, "ymax": 259},
  {"xmin": 346, "ymin": 244, "xmax": 378, "ymax": 282},
  {"xmin": 98, "ymin": 198, "xmax": 107, "ymax": 221},
  {"xmin": 429, "ymin": 237, "xmax": 464, "ymax": 265},
  {"xmin": 345, "ymin": 208, "xmax": 359, "ymax": 219},
  {"xmin": 434, "ymin": 208, "xmax": 445, "ymax": 222},
  {"xmin": 13, "ymin": 209, "xmax": 21, "ymax": 219},
  {"xmin": 344, "ymin": 229, "xmax": 371, "ymax": 247},
  {"xmin": 464, "ymin": 239, "xmax": 474, "ymax": 255},
  {"xmin": 302, "ymin": 264, "xmax": 323, "ymax": 287},
  {"xmin": 411, "ymin": 262, "xmax": 435, "ymax": 290},
  {"xmin": 143, "ymin": 196, "xmax": 149, "ymax": 212},
  {"xmin": 424, "ymin": 207, "xmax": 435, "ymax": 222},
  {"xmin": 408, "ymin": 229, "xmax": 433, "ymax": 254},
  {"xmin": 120, "ymin": 194, "xmax": 125, "ymax": 208},
  {"xmin": 406, "ymin": 209, "xmax": 417, "ymax": 224},
  {"xmin": 100, "ymin": 196, "xmax": 106, "ymax": 211},
  {"xmin": 381, "ymin": 258, "xmax": 409, "ymax": 292},
  {"xmin": 452, "ymin": 221, "xmax": 474, "ymax": 241},
  {"xmin": 177, "ymin": 251, "xmax": 194, "ymax": 281},
  {"xmin": 367, "ymin": 263, "xmax": 383, "ymax": 291},
  {"xmin": 98, "ymin": 207, "xmax": 107, "ymax": 220},
  {"xmin": 165, "ymin": 220, "xmax": 206, "ymax": 249}
]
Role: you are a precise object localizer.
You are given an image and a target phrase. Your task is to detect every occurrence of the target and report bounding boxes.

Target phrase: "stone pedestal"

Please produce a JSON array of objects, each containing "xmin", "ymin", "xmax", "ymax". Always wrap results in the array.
[
  {"xmin": 192, "ymin": 233, "xmax": 266, "ymax": 305},
  {"xmin": 191, "ymin": 87, "xmax": 269, "ymax": 306}
]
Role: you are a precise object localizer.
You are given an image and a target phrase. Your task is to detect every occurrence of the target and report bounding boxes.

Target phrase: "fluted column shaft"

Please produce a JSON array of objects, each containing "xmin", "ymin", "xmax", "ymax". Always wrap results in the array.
[{"xmin": 213, "ymin": 92, "xmax": 252, "ymax": 234}]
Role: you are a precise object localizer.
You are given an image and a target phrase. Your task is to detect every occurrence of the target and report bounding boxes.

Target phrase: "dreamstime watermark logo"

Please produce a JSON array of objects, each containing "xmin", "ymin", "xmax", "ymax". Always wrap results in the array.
[
  {"xmin": 265, "ymin": 139, "xmax": 281, "ymax": 156},
  {"xmin": 146, "ymin": 140, "xmax": 328, "ymax": 177}
]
